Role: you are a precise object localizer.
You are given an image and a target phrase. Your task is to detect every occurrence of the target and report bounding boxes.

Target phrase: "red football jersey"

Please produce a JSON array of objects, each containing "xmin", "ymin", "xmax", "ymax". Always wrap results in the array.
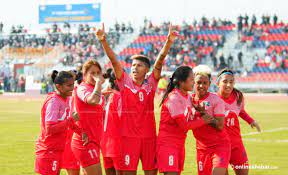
[
  {"xmin": 191, "ymin": 92, "xmax": 229, "ymax": 149},
  {"xmin": 35, "ymin": 92, "xmax": 71, "ymax": 156},
  {"xmin": 116, "ymin": 71, "xmax": 158, "ymax": 138},
  {"xmin": 158, "ymin": 89, "xmax": 205, "ymax": 148},
  {"xmin": 72, "ymin": 82, "xmax": 105, "ymax": 145},
  {"xmin": 102, "ymin": 91, "xmax": 121, "ymax": 157},
  {"xmin": 218, "ymin": 91, "xmax": 254, "ymax": 144}
]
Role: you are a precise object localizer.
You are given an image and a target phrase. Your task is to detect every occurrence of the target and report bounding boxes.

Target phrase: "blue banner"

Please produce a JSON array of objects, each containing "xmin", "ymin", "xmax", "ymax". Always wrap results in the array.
[{"xmin": 39, "ymin": 3, "xmax": 101, "ymax": 23}]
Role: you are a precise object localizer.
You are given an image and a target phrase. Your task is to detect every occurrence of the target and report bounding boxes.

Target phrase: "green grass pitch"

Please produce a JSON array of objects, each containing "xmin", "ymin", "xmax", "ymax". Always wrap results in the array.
[{"xmin": 0, "ymin": 95, "xmax": 287, "ymax": 175}]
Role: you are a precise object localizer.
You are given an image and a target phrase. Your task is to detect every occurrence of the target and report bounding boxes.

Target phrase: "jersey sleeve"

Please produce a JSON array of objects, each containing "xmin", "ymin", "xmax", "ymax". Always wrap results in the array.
[
  {"xmin": 166, "ymin": 93, "xmax": 187, "ymax": 118},
  {"xmin": 147, "ymin": 72, "xmax": 159, "ymax": 91},
  {"xmin": 77, "ymin": 85, "xmax": 91, "ymax": 103},
  {"xmin": 213, "ymin": 96, "xmax": 226, "ymax": 118},
  {"xmin": 45, "ymin": 97, "xmax": 61, "ymax": 123},
  {"xmin": 77, "ymin": 84, "xmax": 103, "ymax": 104},
  {"xmin": 116, "ymin": 71, "xmax": 130, "ymax": 91},
  {"xmin": 175, "ymin": 117, "xmax": 205, "ymax": 132}
]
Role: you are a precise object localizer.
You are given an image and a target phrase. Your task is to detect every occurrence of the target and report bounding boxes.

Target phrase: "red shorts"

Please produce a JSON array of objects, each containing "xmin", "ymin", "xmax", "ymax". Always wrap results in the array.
[
  {"xmin": 157, "ymin": 145, "xmax": 185, "ymax": 173},
  {"xmin": 103, "ymin": 157, "xmax": 118, "ymax": 169},
  {"xmin": 71, "ymin": 139, "xmax": 101, "ymax": 168},
  {"xmin": 115, "ymin": 137, "xmax": 157, "ymax": 171},
  {"xmin": 196, "ymin": 144, "xmax": 231, "ymax": 175},
  {"xmin": 35, "ymin": 151, "xmax": 62, "ymax": 175},
  {"xmin": 230, "ymin": 142, "xmax": 249, "ymax": 168},
  {"xmin": 61, "ymin": 141, "xmax": 80, "ymax": 170}
]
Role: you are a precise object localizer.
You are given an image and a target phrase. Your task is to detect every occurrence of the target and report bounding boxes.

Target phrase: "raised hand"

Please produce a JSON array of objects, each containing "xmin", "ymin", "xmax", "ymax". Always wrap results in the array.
[
  {"xmin": 167, "ymin": 23, "xmax": 179, "ymax": 42},
  {"xmin": 96, "ymin": 23, "xmax": 106, "ymax": 41},
  {"xmin": 93, "ymin": 75, "xmax": 105, "ymax": 85}
]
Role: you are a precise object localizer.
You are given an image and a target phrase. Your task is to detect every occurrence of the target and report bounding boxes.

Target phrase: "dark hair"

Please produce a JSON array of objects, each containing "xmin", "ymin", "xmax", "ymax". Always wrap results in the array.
[
  {"xmin": 51, "ymin": 70, "xmax": 73, "ymax": 85},
  {"xmin": 160, "ymin": 66, "xmax": 192, "ymax": 106},
  {"xmin": 131, "ymin": 55, "xmax": 151, "ymax": 68},
  {"xmin": 103, "ymin": 68, "xmax": 119, "ymax": 91},
  {"xmin": 217, "ymin": 68, "xmax": 243, "ymax": 106}
]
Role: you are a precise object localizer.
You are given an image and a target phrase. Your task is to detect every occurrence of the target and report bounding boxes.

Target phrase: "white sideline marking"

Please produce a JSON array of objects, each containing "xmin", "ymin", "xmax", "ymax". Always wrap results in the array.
[
  {"xmin": 242, "ymin": 138, "xmax": 288, "ymax": 143},
  {"xmin": 241, "ymin": 127, "xmax": 288, "ymax": 136}
]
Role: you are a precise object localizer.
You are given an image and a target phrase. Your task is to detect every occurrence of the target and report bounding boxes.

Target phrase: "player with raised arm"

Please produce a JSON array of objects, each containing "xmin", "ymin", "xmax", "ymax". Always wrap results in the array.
[{"xmin": 96, "ymin": 23, "xmax": 178, "ymax": 175}]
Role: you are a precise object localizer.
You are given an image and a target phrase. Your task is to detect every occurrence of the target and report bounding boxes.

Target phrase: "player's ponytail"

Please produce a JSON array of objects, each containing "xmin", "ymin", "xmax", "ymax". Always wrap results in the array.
[
  {"xmin": 160, "ymin": 66, "xmax": 192, "ymax": 106},
  {"xmin": 217, "ymin": 68, "xmax": 243, "ymax": 106},
  {"xmin": 103, "ymin": 68, "xmax": 119, "ymax": 91},
  {"xmin": 51, "ymin": 70, "xmax": 73, "ymax": 85},
  {"xmin": 51, "ymin": 70, "xmax": 59, "ymax": 83},
  {"xmin": 233, "ymin": 88, "xmax": 243, "ymax": 106}
]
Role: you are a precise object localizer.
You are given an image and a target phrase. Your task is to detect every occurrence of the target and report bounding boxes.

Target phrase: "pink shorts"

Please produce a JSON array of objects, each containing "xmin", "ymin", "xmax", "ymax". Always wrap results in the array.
[
  {"xmin": 230, "ymin": 142, "xmax": 249, "ymax": 168},
  {"xmin": 71, "ymin": 140, "xmax": 101, "ymax": 168},
  {"xmin": 196, "ymin": 144, "xmax": 231, "ymax": 175},
  {"xmin": 115, "ymin": 137, "xmax": 157, "ymax": 171},
  {"xmin": 157, "ymin": 145, "xmax": 185, "ymax": 173},
  {"xmin": 35, "ymin": 151, "xmax": 62, "ymax": 175}
]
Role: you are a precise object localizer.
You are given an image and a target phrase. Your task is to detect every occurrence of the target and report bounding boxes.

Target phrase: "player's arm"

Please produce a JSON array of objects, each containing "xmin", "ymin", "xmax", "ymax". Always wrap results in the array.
[
  {"xmin": 46, "ymin": 121, "xmax": 68, "ymax": 135},
  {"xmin": 96, "ymin": 23, "xmax": 123, "ymax": 80},
  {"xmin": 86, "ymin": 75, "xmax": 104, "ymax": 105},
  {"xmin": 175, "ymin": 117, "xmax": 210, "ymax": 132},
  {"xmin": 239, "ymin": 110, "xmax": 261, "ymax": 132},
  {"xmin": 153, "ymin": 24, "xmax": 178, "ymax": 80},
  {"xmin": 45, "ymin": 100, "xmax": 68, "ymax": 135},
  {"xmin": 239, "ymin": 109, "xmax": 254, "ymax": 124},
  {"xmin": 239, "ymin": 98, "xmax": 261, "ymax": 132},
  {"xmin": 66, "ymin": 112, "xmax": 89, "ymax": 145},
  {"xmin": 192, "ymin": 102, "xmax": 225, "ymax": 130},
  {"xmin": 208, "ymin": 115, "xmax": 225, "ymax": 131}
]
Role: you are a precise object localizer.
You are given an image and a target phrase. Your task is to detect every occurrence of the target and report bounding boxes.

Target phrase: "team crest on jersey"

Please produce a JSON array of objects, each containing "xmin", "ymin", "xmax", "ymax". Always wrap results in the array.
[{"xmin": 203, "ymin": 101, "xmax": 210, "ymax": 108}]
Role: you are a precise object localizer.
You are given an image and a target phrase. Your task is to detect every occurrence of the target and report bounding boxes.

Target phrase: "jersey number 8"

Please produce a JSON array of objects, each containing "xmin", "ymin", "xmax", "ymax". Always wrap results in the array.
[{"xmin": 139, "ymin": 92, "xmax": 144, "ymax": 102}]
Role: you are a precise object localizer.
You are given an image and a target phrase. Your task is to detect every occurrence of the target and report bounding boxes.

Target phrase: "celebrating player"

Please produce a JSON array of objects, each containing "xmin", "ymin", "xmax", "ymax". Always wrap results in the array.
[
  {"xmin": 216, "ymin": 68, "xmax": 261, "ymax": 175},
  {"xmin": 96, "ymin": 23, "xmax": 178, "ymax": 175},
  {"xmin": 157, "ymin": 66, "xmax": 213, "ymax": 175},
  {"xmin": 71, "ymin": 60, "xmax": 105, "ymax": 175},
  {"xmin": 191, "ymin": 65, "xmax": 231, "ymax": 175},
  {"xmin": 35, "ymin": 71, "xmax": 82, "ymax": 175}
]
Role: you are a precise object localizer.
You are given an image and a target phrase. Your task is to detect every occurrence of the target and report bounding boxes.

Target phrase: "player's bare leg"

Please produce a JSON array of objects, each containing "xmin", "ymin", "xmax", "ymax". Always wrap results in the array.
[
  {"xmin": 234, "ymin": 169, "xmax": 248, "ymax": 175},
  {"xmin": 164, "ymin": 172, "xmax": 178, "ymax": 175},
  {"xmin": 105, "ymin": 167, "xmax": 117, "ymax": 175},
  {"xmin": 212, "ymin": 167, "xmax": 226, "ymax": 175},
  {"xmin": 83, "ymin": 163, "xmax": 102, "ymax": 175},
  {"xmin": 66, "ymin": 169, "xmax": 80, "ymax": 175},
  {"xmin": 144, "ymin": 169, "xmax": 158, "ymax": 175},
  {"xmin": 117, "ymin": 170, "xmax": 137, "ymax": 175}
]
